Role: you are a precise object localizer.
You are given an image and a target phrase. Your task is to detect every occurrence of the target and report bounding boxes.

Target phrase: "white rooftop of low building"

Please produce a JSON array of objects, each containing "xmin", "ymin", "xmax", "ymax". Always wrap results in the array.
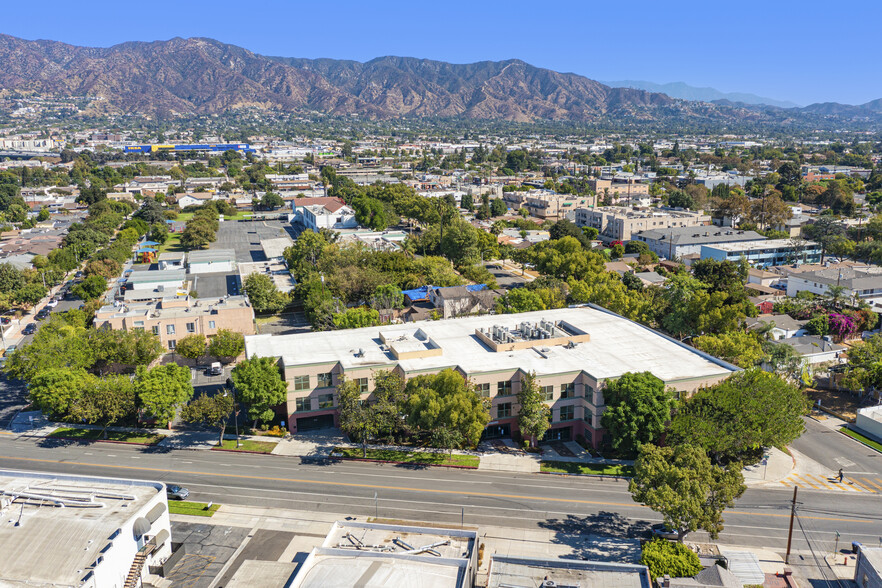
[
  {"xmin": 704, "ymin": 238, "xmax": 819, "ymax": 252},
  {"xmin": 487, "ymin": 555, "xmax": 652, "ymax": 588},
  {"xmin": 291, "ymin": 551, "xmax": 465, "ymax": 588},
  {"xmin": 260, "ymin": 236, "xmax": 294, "ymax": 260},
  {"xmin": 245, "ymin": 306, "xmax": 736, "ymax": 382},
  {"xmin": 188, "ymin": 248, "xmax": 237, "ymax": 263},
  {"xmin": 0, "ymin": 470, "xmax": 163, "ymax": 586}
]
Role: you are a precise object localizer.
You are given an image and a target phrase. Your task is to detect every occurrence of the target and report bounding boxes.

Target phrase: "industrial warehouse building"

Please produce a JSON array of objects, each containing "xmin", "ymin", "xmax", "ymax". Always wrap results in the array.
[
  {"xmin": 244, "ymin": 306, "xmax": 737, "ymax": 446},
  {"xmin": 0, "ymin": 469, "xmax": 173, "ymax": 588}
]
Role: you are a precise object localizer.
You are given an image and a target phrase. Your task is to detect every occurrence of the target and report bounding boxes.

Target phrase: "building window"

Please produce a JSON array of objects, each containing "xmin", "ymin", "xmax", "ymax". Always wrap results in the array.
[
  {"xmin": 356, "ymin": 378, "xmax": 369, "ymax": 394},
  {"xmin": 318, "ymin": 394, "xmax": 334, "ymax": 409},
  {"xmin": 293, "ymin": 375, "xmax": 310, "ymax": 391},
  {"xmin": 166, "ymin": 324, "xmax": 175, "ymax": 335},
  {"xmin": 208, "ymin": 321, "xmax": 216, "ymax": 329},
  {"xmin": 168, "ymin": 340, "xmax": 176, "ymax": 350},
  {"xmin": 152, "ymin": 325, "xmax": 160, "ymax": 335},
  {"xmin": 542, "ymin": 385, "xmax": 554, "ymax": 401},
  {"xmin": 560, "ymin": 405, "xmax": 574, "ymax": 421},
  {"xmin": 497, "ymin": 403, "xmax": 512, "ymax": 419},
  {"xmin": 560, "ymin": 383, "xmax": 575, "ymax": 399},
  {"xmin": 475, "ymin": 383, "xmax": 490, "ymax": 398},
  {"xmin": 186, "ymin": 322, "xmax": 195, "ymax": 333},
  {"xmin": 317, "ymin": 372, "xmax": 333, "ymax": 388},
  {"xmin": 295, "ymin": 397, "xmax": 310, "ymax": 412},
  {"xmin": 497, "ymin": 380, "xmax": 512, "ymax": 396}
]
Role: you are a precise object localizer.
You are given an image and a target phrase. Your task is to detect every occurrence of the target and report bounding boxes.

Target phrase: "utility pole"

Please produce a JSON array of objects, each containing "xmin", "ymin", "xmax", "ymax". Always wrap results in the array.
[{"xmin": 785, "ymin": 486, "xmax": 798, "ymax": 564}]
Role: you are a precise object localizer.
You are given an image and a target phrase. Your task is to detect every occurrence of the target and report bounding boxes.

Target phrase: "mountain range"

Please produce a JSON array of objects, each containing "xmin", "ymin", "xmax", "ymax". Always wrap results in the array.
[
  {"xmin": 0, "ymin": 34, "xmax": 879, "ymax": 128},
  {"xmin": 599, "ymin": 80, "xmax": 799, "ymax": 108}
]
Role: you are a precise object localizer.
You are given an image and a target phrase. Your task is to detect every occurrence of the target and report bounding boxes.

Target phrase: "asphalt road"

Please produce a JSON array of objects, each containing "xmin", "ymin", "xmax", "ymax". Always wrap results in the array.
[
  {"xmin": 0, "ymin": 436, "xmax": 879, "ymax": 560},
  {"xmin": 485, "ymin": 262, "xmax": 528, "ymax": 290},
  {"xmin": 792, "ymin": 416, "xmax": 882, "ymax": 477}
]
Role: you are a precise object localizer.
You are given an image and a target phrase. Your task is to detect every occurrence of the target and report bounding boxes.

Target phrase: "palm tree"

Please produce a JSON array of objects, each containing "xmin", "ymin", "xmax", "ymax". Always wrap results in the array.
[{"xmin": 826, "ymin": 284, "xmax": 847, "ymax": 309}]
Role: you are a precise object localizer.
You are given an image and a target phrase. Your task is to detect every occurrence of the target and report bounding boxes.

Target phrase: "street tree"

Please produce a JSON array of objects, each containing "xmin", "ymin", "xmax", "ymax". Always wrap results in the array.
[
  {"xmin": 337, "ymin": 378, "xmax": 379, "ymax": 457},
  {"xmin": 629, "ymin": 443, "xmax": 746, "ymax": 542},
  {"xmin": 182, "ymin": 392, "xmax": 235, "ymax": 446},
  {"xmin": 669, "ymin": 369, "xmax": 809, "ymax": 463},
  {"xmin": 70, "ymin": 375, "xmax": 137, "ymax": 439},
  {"xmin": 12, "ymin": 283, "xmax": 48, "ymax": 308},
  {"xmin": 207, "ymin": 329, "xmax": 245, "ymax": 360},
  {"xmin": 175, "ymin": 334, "xmax": 207, "ymax": 360},
  {"xmin": 71, "ymin": 275, "xmax": 107, "ymax": 301},
  {"xmin": 28, "ymin": 368, "xmax": 92, "ymax": 418},
  {"xmin": 404, "ymin": 369, "xmax": 490, "ymax": 448},
  {"xmin": 135, "ymin": 363, "xmax": 194, "ymax": 426},
  {"xmin": 600, "ymin": 372, "xmax": 674, "ymax": 458},
  {"xmin": 243, "ymin": 272, "xmax": 289, "ymax": 313},
  {"xmin": 516, "ymin": 372, "xmax": 550, "ymax": 447},
  {"xmin": 692, "ymin": 331, "xmax": 763, "ymax": 368},
  {"xmin": 231, "ymin": 356, "xmax": 287, "ymax": 427}
]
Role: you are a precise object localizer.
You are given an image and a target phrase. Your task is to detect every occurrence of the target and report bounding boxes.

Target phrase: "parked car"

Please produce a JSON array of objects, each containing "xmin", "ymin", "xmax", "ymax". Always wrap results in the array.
[
  {"xmin": 46, "ymin": 299, "xmax": 58, "ymax": 308},
  {"xmin": 75, "ymin": 271, "xmax": 84, "ymax": 278},
  {"xmin": 166, "ymin": 485, "xmax": 189, "ymax": 500},
  {"xmin": 22, "ymin": 323, "xmax": 37, "ymax": 335},
  {"xmin": 650, "ymin": 523, "xmax": 687, "ymax": 541},
  {"xmin": 3, "ymin": 345, "xmax": 16, "ymax": 357},
  {"xmin": 35, "ymin": 310, "xmax": 50, "ymax": 321},
  {"xmin": 208, "ymin": 362, "xmax": 223, "ymax": 376},
  {"xmin": 0, "ymin": 317, "xmax": 10, "ymax": 325}
]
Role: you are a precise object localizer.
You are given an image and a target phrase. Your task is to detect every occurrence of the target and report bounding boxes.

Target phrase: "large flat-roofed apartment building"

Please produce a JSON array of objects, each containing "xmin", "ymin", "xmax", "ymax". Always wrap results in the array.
[
  {"xmin": 95, "ymin": 294, "xmax": 255, "ymax": 351},
  {"xmin": 245, "ymin": 306, "xmax": 737, "ymax": 446},
  {"xmin": 575, "ymin": 206, "xmax": 711, "ymax": 243}
]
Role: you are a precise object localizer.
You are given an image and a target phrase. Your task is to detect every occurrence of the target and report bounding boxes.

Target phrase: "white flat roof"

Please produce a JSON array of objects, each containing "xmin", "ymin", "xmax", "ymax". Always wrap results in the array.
[
  {"xmin": 488, "ymin": 556, "xmax": 651, "ymax": 588},
  {"xmin": 704, "ymin": 239, "xmax": 819, "ymax": 252},
  {"xmin": 0, "ymin": 470, "xmax": 163, "ymax": 586},
  {"xmin": 245, "ymin": 306, "xmax": 736, "ymax": 382}
]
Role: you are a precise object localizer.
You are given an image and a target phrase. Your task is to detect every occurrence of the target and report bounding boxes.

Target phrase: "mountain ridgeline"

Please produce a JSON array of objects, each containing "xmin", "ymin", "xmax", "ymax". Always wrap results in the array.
[{"xmin": 0, "ymin": 34, "xmax": 879, "ymax": 129}]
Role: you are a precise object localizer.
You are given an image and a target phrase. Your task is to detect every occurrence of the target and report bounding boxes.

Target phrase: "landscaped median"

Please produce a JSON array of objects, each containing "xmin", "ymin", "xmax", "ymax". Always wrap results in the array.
[
  {"xmin": 48, "ymin": 427, "xmax": 166, "ymax": 446},
  {"xmin": 840, "ymin": 426, "xmax": 882, "ymax": 453},
  {"xmin": 212, "ymin": 439, "xmax": 278, "ymax": 453},
  {"xmin": 540, "ymin": 460, "xmax": 633, "ymax": 477},
  {"xmin": 168, "ymin": 501, "xmax": 220, "ymax": 517},
  {"xmin": 331, "ymin": 447, "xmax": 480, "ymax": 468}
]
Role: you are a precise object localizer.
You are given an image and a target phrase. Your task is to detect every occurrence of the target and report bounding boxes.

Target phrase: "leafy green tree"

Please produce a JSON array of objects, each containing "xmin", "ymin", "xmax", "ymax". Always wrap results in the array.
[
  {"xmin": 600, "ymin": 372, "xmax": 674, "ymax": 457},
  {"xmin": 667, "ymin": 190, "xmax": 694, "ymax": 209},
  {"xmin": 28, "ymin": 368, "xmax": 92, "ymax": 417},
  {"xmin": 261, "ymin": 192, "xmax": 285, "ymax": 210},
  {"xmin": 147, "ymin": 223, "xmax": 169, "ymax": 245},
  {"xmin": 333, "ymin": 307, "xmax": 380, "ymax": 329},
  {"xmin": 37, "ymin": 207, "xmax": 50, "ymax": 222},
  {"xmin": 370, "ymin": 284, "xmax": 404, "ymax": 310},
  {"xmin": 517, "ymin": 372, "xmax": 550, "ymax": 447},
  {"xmin": 460, "ymin": 192, "xmax": 474, "ymax": 211},
  {"xmin": 549, "ymin": 219, "xmax": 590, "ymax": 248},
  {"xmin": 404, "ymin": 369, "xmax": 490, "ymax": 448},
  {"xmin": 12, "ymin": 283, "xmax": 47, "ymax": 308},
  {"xmin": 490, "ymin": 198, "xmax": 507, "ymax": 217},
  {"xmin": 669, "ymin": 369, "xmax": 809, "ymax": 463},
  {"xmin": 0, "ymin": 263, "xmax": 25, "ymax": 295},
  {"xmin": 70, "ymin": 375, "xmax": 137, "ymax": 438},
  {"xmin": 6, "ymin": 317, "xmax": 96, "ymax": 381},
  {"xmin": 135, "ymin": 363, "xmax": 194, "ymax": 426},
  {"xmin": 496, "ymin": 288, "xmax": 546, "ymax": 314},
  {"xmin": 84, "ymin": 258, "xmax": 121, "ymax": 279},
  {"xmin": 180, "ymin": 219, "xmax": 217, "ymax": 249},
  {"xmin": 629, "ymin": 443, "xmax": 746, "ymax": 542},
  {"xmin": 641, "ymin": 539, "xmax": 702, "ymax": 580},
  {"xmin": 243, "ymin": 272, "xmax": 289, "ymax": 313},
  {"xmin": 692, "ymin": 331, "xmax": 763, "ymax": 367},
  {"xmin": 208, "ymin": 329, "xmax": 245, "ymax": 360},
  {"xmin": 182, "ymin": 392, "xmax": 235, "ymax": 446},
  {"xmin": 231, "ymin": 356, "xmax": 287, "ymax": 427},
  {"xmin": 71, "ymin": 275, "xmax": 107, "ymax": 301},
  {"xmin": 337, "ymin": 377, "xmax": 379, "ymax": 457},
  {"xmin": 134, "ymin": 198, "xmax": 167, "ymax": 224},
  {"xmin": 175, "ymin": 334, "xmax": 208, "ymax": 360},
  {"xmin": 86, "ymin": 328, "xmax": 164, "ymax": 374}
]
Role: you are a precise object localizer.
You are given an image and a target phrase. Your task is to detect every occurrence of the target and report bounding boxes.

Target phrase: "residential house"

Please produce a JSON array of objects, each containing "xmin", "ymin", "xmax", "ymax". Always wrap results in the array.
[
  {"xmin": 291, "ymin": 197, "xmax": 358, "ymax": 232},
  {"xmin": 786, "ymin": 266, "xmax": 882, "ymax": 306},
  {"xmin": 746, "ymin": 314, "xmax": 808, "ymax": 340}
]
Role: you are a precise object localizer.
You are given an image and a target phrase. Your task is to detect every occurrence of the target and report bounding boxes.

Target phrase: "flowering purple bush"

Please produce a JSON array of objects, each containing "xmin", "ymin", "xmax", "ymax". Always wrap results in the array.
[{"xmin": 829, "ymin": 313, "xmax": 857, "ymax": 342}]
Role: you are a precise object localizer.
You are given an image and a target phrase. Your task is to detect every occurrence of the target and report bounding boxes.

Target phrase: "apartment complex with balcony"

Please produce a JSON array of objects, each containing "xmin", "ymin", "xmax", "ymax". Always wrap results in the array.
[{"xmin": 575, "ymin": 206, "xmax": 711, "ymax": 243}]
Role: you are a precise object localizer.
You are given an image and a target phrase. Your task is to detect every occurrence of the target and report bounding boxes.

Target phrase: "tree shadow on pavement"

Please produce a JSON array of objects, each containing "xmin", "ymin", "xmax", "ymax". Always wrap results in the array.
[{"xmin": 538, "ymin": 511, "xmax": 651, "ymax": 562}]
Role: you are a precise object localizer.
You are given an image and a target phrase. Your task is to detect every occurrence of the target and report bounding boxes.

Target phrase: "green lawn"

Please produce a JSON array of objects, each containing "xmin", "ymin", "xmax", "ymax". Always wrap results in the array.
[
  {"xmin": 214, "ymin": 439, "xmax": 278, "ymax": 453},
  {"xmin": 841, "ymin": 427, "xmax": 882, "ymax": 453},
  {"xmin": 49, "ymin": 427, "xmax": 166, "ymax": 445},
  {"xmin": 540, "ymin": 460, "xmax": 634, "ymax": 476},
  {"xmin": 168, "ymin": 501, "xmax": 220, "ymax": 517},
  {"xmin": 333, "ymin": 447, "xmax": 480, "ymax": 467}
]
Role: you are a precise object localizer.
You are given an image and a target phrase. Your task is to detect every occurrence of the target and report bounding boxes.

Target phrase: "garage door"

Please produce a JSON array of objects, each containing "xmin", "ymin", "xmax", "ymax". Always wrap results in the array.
[{"xmin": 297, "ymin": 414, "xmax": 336, "ymax": 432}]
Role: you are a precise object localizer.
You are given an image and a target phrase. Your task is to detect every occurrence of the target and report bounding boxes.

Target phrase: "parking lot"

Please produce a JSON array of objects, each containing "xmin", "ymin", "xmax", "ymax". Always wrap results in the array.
[{"xmin": 211, "ymin": 219, "xmax": 297, "ymax": 263}]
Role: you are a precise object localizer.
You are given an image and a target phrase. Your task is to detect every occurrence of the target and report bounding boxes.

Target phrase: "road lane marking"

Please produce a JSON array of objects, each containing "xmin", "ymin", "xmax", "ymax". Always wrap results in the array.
[
  {"xmin": 0, "ymin": 454, "xmax": 878, "ymax": 526},
  {"xmin": 860, "ymin": 478, "xmax": 882, "ymax": 491},
  {"xmin": 792, "ymin": 474, "xmax": 822, "ymax": 490},
  {"xmin": 848, "ymin": 477, "xmax": 877, "ymax": 493}
]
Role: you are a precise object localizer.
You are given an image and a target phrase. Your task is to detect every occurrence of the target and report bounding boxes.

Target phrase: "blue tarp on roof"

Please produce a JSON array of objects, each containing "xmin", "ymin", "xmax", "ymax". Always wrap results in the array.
[
  {"xmin": 402, "ymin": 284, "xmax": 488, "ymax": 303},
  {"xmin": 142, "ymin": 241, "xmax": 160, "ymax": 246},
  {"xmin": 136, "ymin": 247, "xmax": 157, "ymax": 253}
]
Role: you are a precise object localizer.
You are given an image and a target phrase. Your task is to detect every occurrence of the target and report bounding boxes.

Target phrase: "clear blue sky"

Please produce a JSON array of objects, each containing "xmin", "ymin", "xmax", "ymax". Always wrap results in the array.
[{"xmin": 3, "ymin": 0, "xmax": 879, "ymax": 106}]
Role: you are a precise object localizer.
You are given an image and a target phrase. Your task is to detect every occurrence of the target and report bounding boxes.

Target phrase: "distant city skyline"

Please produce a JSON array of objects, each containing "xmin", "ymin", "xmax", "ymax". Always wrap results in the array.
[{"xmin": 3, "ymin": 0, "xmax": 879, "ymax": 106}]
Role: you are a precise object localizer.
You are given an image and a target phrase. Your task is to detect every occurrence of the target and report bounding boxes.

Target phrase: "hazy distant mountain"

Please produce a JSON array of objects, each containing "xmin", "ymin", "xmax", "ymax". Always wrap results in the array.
[
  {"xmin": 0, "ymin": 34, "xmax": 760, "ymax": 124},
  {"xmin": 601, "ymin": 80, "xmax": 799, "ymax": 108}
]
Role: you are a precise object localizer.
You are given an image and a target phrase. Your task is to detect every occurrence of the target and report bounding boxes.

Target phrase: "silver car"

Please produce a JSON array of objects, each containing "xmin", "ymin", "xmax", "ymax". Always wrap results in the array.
[{"xmin": 166, "ymin": 484, "xmax": 190, "ymax": 500}]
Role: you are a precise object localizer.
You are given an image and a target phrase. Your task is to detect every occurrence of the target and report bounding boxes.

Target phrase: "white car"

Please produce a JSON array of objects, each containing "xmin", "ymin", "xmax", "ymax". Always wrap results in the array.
[{"xmin": 45, "ymin": 299, "xmax": 59, "ymax": 308}]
